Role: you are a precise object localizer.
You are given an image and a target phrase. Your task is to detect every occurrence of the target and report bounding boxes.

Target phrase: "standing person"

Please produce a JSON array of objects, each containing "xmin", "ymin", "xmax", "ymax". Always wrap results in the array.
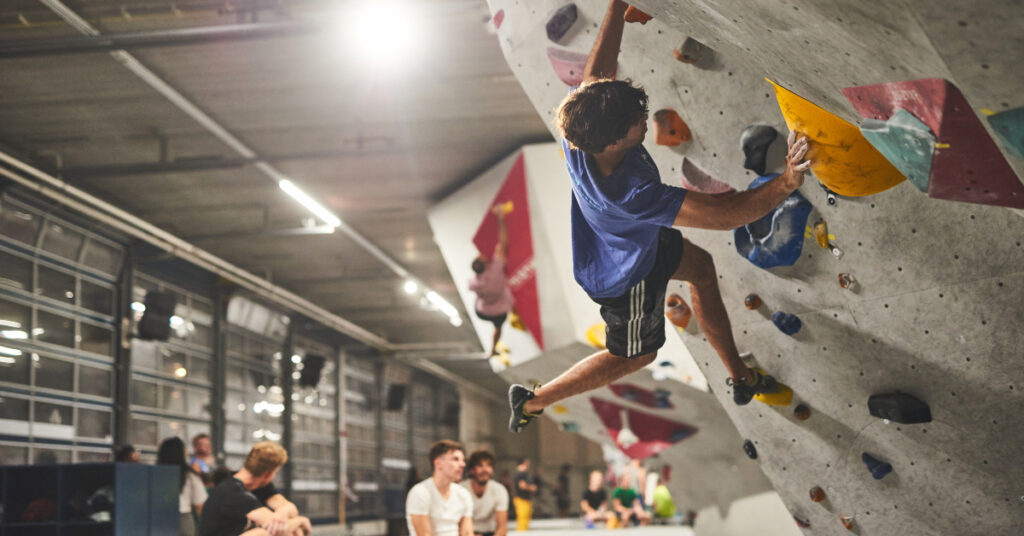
[
  {"xmin": 158, "ymin": 437, "xmax": 207, "ymax": 536},
  {"xmin": 508, "ymin": 0, "xmax": 812, "ymax": 432},
  {"xmin": 580, "ymin": 471, "xmax": 611, "ymax": 528},
  {"xmin": 190, "ymin": 434, "xmax": 216, "ymax": 481},
  {"xmin": 468, "ymin": 205, "xmax": 516, "ymax": 356},
  {"xmin": 459, "ymin": 450, "xmax": 509, "ymax": 536},
  {"xmin": 554, "ymin": 465, "xmax": 571, "ymax": 518},
  {"xmin": 198, "ymin": 442, "xmax": 311, "ymax": 536},
  {"xmin": 611, "ymin": 474, "xmax": 650, "ymax": 527},
  {"xmin": 512, "ymin": 459, "xmax": 537, "ymax": 531},
  {"xmin": 407, "ymin": 440, "xmax": 474, "ymax": 536}
]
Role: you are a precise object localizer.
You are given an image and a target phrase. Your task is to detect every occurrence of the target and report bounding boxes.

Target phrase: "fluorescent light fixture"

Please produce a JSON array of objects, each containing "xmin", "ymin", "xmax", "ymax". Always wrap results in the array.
[
  {"xmin": 0, "ymin": 345, "xmax": 23, "ymax": 357},
  {"xmin": 170, "ymin": 315, "xmax": 185, "ymax": 327},
  {"xmin": 291, "ymin": 354, "xmax": 302, "ymax": 364},
  {"xmin": 449, "ymin": 316, "xmax": 463, "ymax": 327},
  {"xmin": 0, "ymin": 320, "xmax": 22, "ymax": 328},
  {"xmin": 403, "ymin": 280, "xmax": 419, "ymax": 294},
  {"xmin": 0, "ymin": 330, "xmax": 28, "ymax": 340},
  {"xmin": 0, "ymin": 356, "xmax": 16, "ymax": 364},
  {"xmin": 131, "ymin": 301, "xmax": 146, "ymax": 313},
  {"xmin": 279, "ymin": 179, "xmax": 342, "ymax": 228},
  {"xmin": 174, "ymin": 366, "xmax": 188, "ymax": 378},
  {"xmin": 426, "ymin": 291, "xmax": 458, "ymax": 318}
]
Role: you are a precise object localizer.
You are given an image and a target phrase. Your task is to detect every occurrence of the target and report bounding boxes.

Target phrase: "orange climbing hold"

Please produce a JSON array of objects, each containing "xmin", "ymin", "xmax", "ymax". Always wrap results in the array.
[
  {"xmin": 809, "ymin": 486, "xmax": 825, "ymax": 502},
  {"xmin": 654, "ymin": 109, "xmax": 691, "ymax": 146},
  {"xmin": 665, "ymin": 293, "xmax": 692, "ymax": 329},
  {"xmin": 744, "ymin": 294, "xmax": 761, "ymax": 310},
  {"xmin": 624, "ymin": 6, "xmax": 652, "ymax": 23},
  {"xmin": 767, "ymin": 79, "xmax": 906, "ymax": 197},
  {"xmin": 793, "ymin": 403, "xmax": 811, "ymax": 421},
  {"xmin": 840, "ymin": 515, "xmax": 855, "ymax": 530}
]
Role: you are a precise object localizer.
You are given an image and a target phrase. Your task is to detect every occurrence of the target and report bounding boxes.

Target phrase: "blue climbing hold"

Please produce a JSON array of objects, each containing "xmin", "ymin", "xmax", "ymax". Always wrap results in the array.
[
  {"xmin": 654, "ymin": 388, "xmax": 671, "ymax": 408},
  {"xmin": 987, "ymin": 107, "xmax": 1024, "ymax": 160},
  {"xmin": 862, "ymin": 452, "xmax": 893, "ymax": 480},
  {"xmin": 771, "ymin": 311, "xmax": 802, "ymax": 335},
  {"xmin": 546, "ymin": 4, "xmax": 578, "ymax": 43},
  {"xmin": 733, "ymin": 174, "xmax": 813, "ymax": 269},
  {"xmin": 860, "ymin": 108, "xmax": 935, "ymax": 192}
]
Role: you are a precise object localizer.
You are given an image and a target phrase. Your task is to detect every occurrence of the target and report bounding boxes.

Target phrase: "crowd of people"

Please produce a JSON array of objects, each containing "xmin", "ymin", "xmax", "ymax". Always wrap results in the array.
[
  {"xmin": 115, "ymin": 435, "xmax": 311, "ymax": 536},
  {"xmin": 405, "ymin": 440, "xmax": 681, "ymax": 536}
]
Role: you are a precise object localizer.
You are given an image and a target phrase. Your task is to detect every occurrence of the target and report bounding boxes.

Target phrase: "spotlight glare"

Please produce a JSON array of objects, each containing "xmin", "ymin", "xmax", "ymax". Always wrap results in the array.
[{"xmin": 403, "ymin": 280, "xmax": 418, "ymax": 294}]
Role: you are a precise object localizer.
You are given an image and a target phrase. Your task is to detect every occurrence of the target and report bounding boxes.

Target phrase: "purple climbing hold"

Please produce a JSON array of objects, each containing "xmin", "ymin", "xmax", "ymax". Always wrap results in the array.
[
  {"xmin": 546, "ymin": 4, "xmax": 578, "ymax": 44},
  {"xmin": 862, "ymin": 452, "xmax": 893, "ymax": 480},
  {"xmin": 771, "ymin": 311, "xmax": 802, "ymax": 335}
]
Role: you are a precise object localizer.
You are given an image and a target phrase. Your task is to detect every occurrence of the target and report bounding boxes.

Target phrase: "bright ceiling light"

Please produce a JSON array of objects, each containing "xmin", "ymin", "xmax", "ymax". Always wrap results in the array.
[
  {"xmin": 449, "ymin": 316, "xmax": 463, "ymax": 327},
  {"xmin": 403, "ymin": 280, "xmax": 418, "ymax": 294},
  {"xmin": 279, "ymin": 179, "xmax": 342, "ymax": 228},
  {"xmin": 0, "ymin": 345, "xmax": 23, "ymax": 357},
  {"xmin": 344, "ymin": 2, "xmax": 418, "ymax": 71}
]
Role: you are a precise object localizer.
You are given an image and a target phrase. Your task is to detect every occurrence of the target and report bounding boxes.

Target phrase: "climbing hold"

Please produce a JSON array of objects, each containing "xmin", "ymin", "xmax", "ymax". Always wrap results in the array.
[
  {"xmin": 840, "ymin": 515, "xmax": 855, "ymax": 530},
  {"xmin": 552, "ymin": 404, "xmax": 568, "ymax": 414},
  {"xmin": 811, "ymin": 219, "xmax": 843, "ymax": 259},
  {"xmin": 665, "ymin": 293, "xmax": 692, "ymax": 329},
  {"xmin": 843, "ymin": 78, "xmax": 1024, "ymax": 208},
  {"xmin": 768, "ymin": 79, "xmax": 906, "ymax": 197},
  {"xmin": 585, "ymin": 322, "xmax": 607, "ymax": 349},
  {"xmin": 862, "ymin": 452, "xmax": 893, "ymax": 480},
  {"xmin": 546, "ymin": 4, "xmax": 578, "ymax": 43},
  {"xmin": 987, "ymin": 107, "xmax": 1024, "ymax": 159},
  {"xmin": 752, "ymin": 375, "xmax": 793, "ymax": 407},
  {"xmin": 809, "ymin": 486, "xmax": 825, "ymax": 502},
  {"xmin": 860, "ymin": 108, "xmax": 936, "ymax": 193},
  {"xmin": 509, "ymin": 310, "xmax": 525, "ymax": 331},
  {"xmin": 492, "ymin": 9, "xmax": 504, "ymax": 30},
  {"xmin": 793, "ymin": 403, "xmax": 811, "ymax": 421},
  {"xmin": 838, "ymin": 273, "xmax": 858, "ymax": 291},
  {"xmin": 669, "ymin": 427, "xmax": 691, "ymax": 442},
  {"xmin": 744, "ymin": 294, "xmax": 761, "ymax": 310},
  {"xmin": 820, "ymin": 184, "xmax": 838, "ymax": 206},
  {"xmin": 868, "ymin": 393, "xmax": 932, "ymax": 424},
  {"xmin": 733, "ymin": 174, "xmax": 813, "ymax": 269},
  {"xmin": 610, "ymin": 383, "xmax": 674, "ymax": 409},
  {"xmin": 653, "ymin": 388, "xmax": 671, "ymax": 409},
  {"xmin": 560, "ymin": 421, "xmax": 581, "ymax": 433},
  {"xmin": 624, "ymin": 5, "xmax": 652, "ymax": 23},
  {"xmin": 742, "ymin": 439, "xmax": 757, "ymax": 459},
  {"xmin": 498, "ymin": 200, "xmax": 515, "ymax": 214},
  {"xmin": 681, "ymin": 158, "xmax": 735, "ymax": 194},
  {"xmin": 547, "ymin": 47, "xmax": 607, "ymax": 87},
  {"xmin": 793, "ymin": 515, "xmax": 810, "ymax": 528},
  {"xmin": 673, "ymin": 37, "xmax": 710, "ymax": 64},
  {"xmin": 771, "ymin": 311, "xmax": 802, "ymax": 336},
  {"xmin": 740, "ymin": 125, "xmax": 778, "ymax": 176},
  {"xmin": 653, "ymin": 109, "xmax": 691, "ymax": 146}
]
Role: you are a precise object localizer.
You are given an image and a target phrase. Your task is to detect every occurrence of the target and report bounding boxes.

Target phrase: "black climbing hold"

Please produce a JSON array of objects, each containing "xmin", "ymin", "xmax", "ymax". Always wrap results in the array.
[
  {"xmin": 868, "ymin": 393, "xmax": 931, "ymax": 424},
  {"xmin": 862, "ymin": 452, "xmax": 893, "ymax": 479},
  {"xmin": 743, "ymin": 439, "xmax": 757, "ymax": 459},
  {"xmin": 793, "ymin": 515, "xmax": 810, "ymax": 528},
  {"xmin": 740, "ymin": 125, "xmax": 777, "ymax": 175},
  {"xmin": 546, "ymin": 4, "xmax": 578, "ymax": 43},
  {"xmin": 674, "ymin": 36, "xmax": 711, "ymax": 64}
]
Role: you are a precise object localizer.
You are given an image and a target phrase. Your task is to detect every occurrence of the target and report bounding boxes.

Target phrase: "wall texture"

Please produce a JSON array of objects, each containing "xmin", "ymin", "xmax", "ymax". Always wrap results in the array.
[{"xmin": 481, "ymin": 0, "xmax": 1024, "ymax": 534}]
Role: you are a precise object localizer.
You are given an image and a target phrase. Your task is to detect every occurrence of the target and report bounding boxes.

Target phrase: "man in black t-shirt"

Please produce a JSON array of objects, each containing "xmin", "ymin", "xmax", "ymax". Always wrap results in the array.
[
  {"xmin": 512, "ymin": 458, "xmax": 537, "ymax": 531},
  {"xmin": 580, "ymin": 470, "xmax": 610, "ymax": 527},
  {"xmin": 198, "ymin": 442, "xmax": 311, "ymax": 536}
]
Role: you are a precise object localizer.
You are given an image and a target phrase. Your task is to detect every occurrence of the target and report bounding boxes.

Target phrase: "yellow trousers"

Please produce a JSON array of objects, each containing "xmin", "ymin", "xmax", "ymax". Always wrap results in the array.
[{"xmin": 513, "ymin": 497, "xmax": 533, "ymax": 531}]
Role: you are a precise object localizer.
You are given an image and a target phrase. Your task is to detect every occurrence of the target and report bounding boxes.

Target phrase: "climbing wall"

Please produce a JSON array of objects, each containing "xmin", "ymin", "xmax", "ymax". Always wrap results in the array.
[{"xmin": 484, "ymin": 1, "xmax": 1024, "ymax": 534}]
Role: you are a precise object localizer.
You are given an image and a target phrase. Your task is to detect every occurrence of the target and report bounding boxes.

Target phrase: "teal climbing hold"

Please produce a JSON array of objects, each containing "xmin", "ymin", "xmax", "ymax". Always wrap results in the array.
[
  {"xmin": 987, "ymin": 107, "xmax": 1024, "ymax": 160},
  {"xmin": 860, "ymin": 108, "xmax": 935, "ymax": 193}
]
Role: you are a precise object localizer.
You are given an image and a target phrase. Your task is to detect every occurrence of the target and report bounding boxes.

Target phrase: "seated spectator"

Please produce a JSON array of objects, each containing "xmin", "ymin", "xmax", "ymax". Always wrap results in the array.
[
  {"xmin": 158, "ymin": 437, "xmax": 208, "ymax": 536},
  {"xmin": 114, "ymin": 444, "xmax": 140, "ymax": 463},
  {"xmin": 580, "ymin": 470, "xmax": 611, "ymax": 528},
  {"xmin": 198, "ymin": 442, "xmax": 311, "ymax": 536},
  {"xmin": 650, "ymin": 479, "xmax": 675, "ymax": 520},
  {"xmin": 611, "ymin": 474, "xmax": 650, "ymax": 527}
]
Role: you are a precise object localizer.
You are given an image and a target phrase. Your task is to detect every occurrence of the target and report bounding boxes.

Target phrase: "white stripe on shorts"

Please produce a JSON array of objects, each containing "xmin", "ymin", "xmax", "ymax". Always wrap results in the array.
[{"xmin": 627, "ymin": 280, "xmax": 645, "ymax": 357}]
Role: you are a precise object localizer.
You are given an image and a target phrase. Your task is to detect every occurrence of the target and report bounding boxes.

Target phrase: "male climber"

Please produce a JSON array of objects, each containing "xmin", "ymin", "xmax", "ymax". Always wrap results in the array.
[
  {"xmin": 508, "ymin": 0, "xmax": 812, "ymax": 432},
  {"xmin": 469, "ymin": 204, "xmax": 516, "ymax": 356}
]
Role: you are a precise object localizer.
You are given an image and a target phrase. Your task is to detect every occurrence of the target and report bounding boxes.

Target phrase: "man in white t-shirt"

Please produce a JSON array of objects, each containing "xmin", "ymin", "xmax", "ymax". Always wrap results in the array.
[
  {"xmin": 459, "ymin": 450, "xmax": 509, "ymax": 536},
  {"xmin": 407, "ymin": 440, "xmax": 474, "ymax": 536}
]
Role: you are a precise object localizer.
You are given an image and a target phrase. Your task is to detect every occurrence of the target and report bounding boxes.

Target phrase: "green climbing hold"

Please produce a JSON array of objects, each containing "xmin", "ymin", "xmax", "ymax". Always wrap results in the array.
[
  {"xmin": 860, "ymin": 108, "xmax": 935, "ymax": 193},
  {"xmin": 987, "ymin": 107, "xmax": 1024, "ymax": 160}
]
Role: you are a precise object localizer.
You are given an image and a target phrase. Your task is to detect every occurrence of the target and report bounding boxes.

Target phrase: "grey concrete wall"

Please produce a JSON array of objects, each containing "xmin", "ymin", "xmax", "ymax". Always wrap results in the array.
[{"xmin": 484, "ymin": 0, "xmax": 1024, "ymax": 534}]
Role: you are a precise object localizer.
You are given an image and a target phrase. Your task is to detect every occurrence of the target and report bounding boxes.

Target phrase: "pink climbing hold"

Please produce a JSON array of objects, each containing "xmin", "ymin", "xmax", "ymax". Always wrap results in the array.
[
  {"xmin": 842, "ymin": 78, "xmax": 1024, "ymax": 209},
  {"xmin": 492, "ymin": 9, "xmax": 504, "ymax": 29},
  {"xmin": 681, "ymin": 158, "xmax": 735, "ymax": 194},
  {"xmin": 546, "ymin": 47, "xmax": 593, "ymax": 87}
]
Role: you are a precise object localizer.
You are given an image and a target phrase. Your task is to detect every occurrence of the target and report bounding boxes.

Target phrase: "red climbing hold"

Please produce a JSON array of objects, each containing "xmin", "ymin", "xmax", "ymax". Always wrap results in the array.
[
  {"xmin": 843, "ymin": 78, "xmax": 1024, "ymax": 209},
  {"xmin": 681, "ymin": 158, "xmax": 735, "ymax": 194},
  {"xmin": 744, "ymin": 294, "xmax": 761, "ymax": 310},
  {"xmin": 654, "ymin": 109, "xmax": 691, "ymax": 146},
  {"xmin": 492, "ymin": 9, "xmax": 504, "ymax": 29},
  {"xmin": 624, "ymin": 5, "xmax": 652, "ymax": 23},
  {"xmin": 547, "ymin": 47, "xmax": 602, "ymax": 87},
  {"xmin": 840, "ymin": 515, "xmax": 855, "ymax": 530},
  {"xmin": 665, "ymin": 293, "xmax": 692, "ymax": 328},
  {"xmin": 809, "ymin": 486, "xmax": 825, "ymax": 502},
  {"xmin": 793, "ymin": 403, "xmax": 811, "ymax": 421}
]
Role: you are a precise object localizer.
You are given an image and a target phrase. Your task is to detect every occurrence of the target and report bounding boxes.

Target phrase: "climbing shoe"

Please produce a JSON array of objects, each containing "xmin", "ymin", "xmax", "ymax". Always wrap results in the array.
[
  {"xmin": 508, "ymin": 384, "xmax": 543, "ymax": 433},
  {"xmin": 728, "ymin": 368, "xmax": 778, "ymax": 406}
]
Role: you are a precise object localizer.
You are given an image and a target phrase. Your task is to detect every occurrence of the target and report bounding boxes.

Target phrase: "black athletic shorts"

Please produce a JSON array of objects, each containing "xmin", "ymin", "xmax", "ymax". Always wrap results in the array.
[
  {"xmin": 475, "ymin": 310, "xmax": 507, "ymax": 329},
  {"xmin": 591, "ymin": 227, "xmax": 684, "ymax": 359}
]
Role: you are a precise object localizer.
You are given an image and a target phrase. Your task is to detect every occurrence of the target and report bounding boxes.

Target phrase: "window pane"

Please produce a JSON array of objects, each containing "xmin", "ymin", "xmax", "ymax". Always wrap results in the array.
[
  {"xmin": 0, "ymin": 249, "xmax": 32, "ymax": 292},
  {"xmin": 36, "ymin": 309, "xmax": 75, "ymax": 348},
  {"xmin": 80, "ymin": 322, "xmax": 113, "ymax": 356},
  {"xmin": 158, "ymin": 419, "xmax": 187, "ymax": 442},
  {"xmin": 132, "ymin": 379, "xmax": 158, "ymax": 408},
  {"xmin": 161, "ymin": 384, "xmax": 186, "ymax": 413},
  {"xmin": 34, "ymin": 355, "xmax": 74, "ymax": 392},
  {"xmin": 77, "ymin": 450, "xmax": 111, "ymax": 463},
  {"xmin": 81, "ymin": 237, "xmax": 122, "ymax": 276},
  {"xmin": 0, "ymin": 395, "xmax": 29, "ymax": 421},
  {"xmin": 0, "ymin": 203, "xmax": 41, "ymax": 245},
  {"xmin": 34, "ymin": 401, "xmax": 72, "ymax": 424},
  {"xmin": 192, "ymin": 323, "xmax": 214, "ymax": 349},
  {"xmin": 36, "ymin": 265, "xmax": 76, "ymax": 305},
  {"xmin": 77, "ymin": 407, "xmax": 112, "ymax": 441},
  {"xmin": 0, "ymin": 347, "xmax": 30, "ymax": 385},
  {"xmin": 0, "ymin": 298, "xmax": 32, "ymax": 341},
  {"xmin": 79, "ymin": 365, "xmax": 112, "ymax": 398},
  {"xmin": 34, "ymin": 447, "xmax": 71, "ymax": 464},
  {"xmin": 0, "ymin": 444, "xmax": 27, "ymax": 464},
  {"xmin": 162, "ymin": 350, "xmax": 187, "ymax": 377},
  {"xmin": 132, "ymin": 339, "xmax": 158, "ymax": 370},
  {"xmin": 80, "ymin": 280, "xmax": 114, "ymax": 316},
  {"xmin": 129, "ymin": 416, "xmax": 158, "ymax": 447},
  {"xmin": 40, "ymin": 221, "xmax": 84, "ymax": 261},
  {"xmin": 187, "ymin": 389, "xmax": 211, "ymax": 417},
  {"xmin": 190, "ymin": 356, "xmax": 212, "ymax": 384}
]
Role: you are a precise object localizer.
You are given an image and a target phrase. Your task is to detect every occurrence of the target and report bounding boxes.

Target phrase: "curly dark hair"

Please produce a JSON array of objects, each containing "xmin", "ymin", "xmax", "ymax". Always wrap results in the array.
[
  {"xmin": 555, "ymin": 79, "xmax": 649, "ymax": 154},
  {"xmin": 467, "ymin": 449, "xmax": 496, "ymax": 469}
]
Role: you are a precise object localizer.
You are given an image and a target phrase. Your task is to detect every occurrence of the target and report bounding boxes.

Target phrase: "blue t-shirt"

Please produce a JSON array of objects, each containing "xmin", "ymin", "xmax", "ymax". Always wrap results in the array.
[{"xmin": 563, "ymin": 138, "xmax": 688, "ymax": 298}]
